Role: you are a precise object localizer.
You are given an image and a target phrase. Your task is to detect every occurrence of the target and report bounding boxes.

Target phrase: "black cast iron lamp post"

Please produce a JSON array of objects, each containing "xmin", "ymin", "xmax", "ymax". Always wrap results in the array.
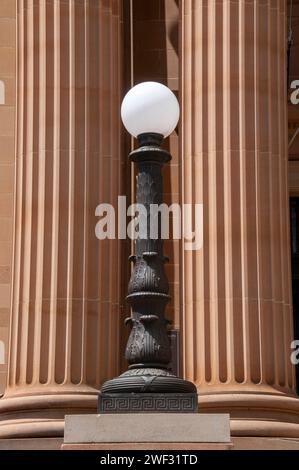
[{"xmin": 99, "ymin": 82, "xmax": 197, "ymax": 413}]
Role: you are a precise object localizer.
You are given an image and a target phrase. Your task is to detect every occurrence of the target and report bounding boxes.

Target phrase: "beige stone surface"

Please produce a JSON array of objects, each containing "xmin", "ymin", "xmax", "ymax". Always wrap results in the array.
[
  {"xmin": 64, "ymin": 413, "xmax": 231, "ymax": 444},
  {"xmin": 0, "ymin": 218, "xmax": 12, "ymax": 242},
  {"xmin": 0, "ymin": 19, "xmax": 16, "ymax": 47},
  {"xmin": 0, "ymin": 438, "xmax": 63, "ymax": 450},
  {"xmin": 0, "ymin": 136, "xmax": 14, "ymax": 163},
  {"xmin": 62, "ymin": 442, "xmax": 233, "ymax": 450},
  {"xmin": 0, "ymin": 48, "xmax": 15, "ymax": 75},
  {"xmin": 0, "ymin": 0, "xmax": 16, "ymax": 19},
  {"xmin": 1, "ymin": 436, "xmax": 299, "ymax": 451},
  {"xmin": 232, "ymin": 437, "xmax": 299, "ymax": 451}
]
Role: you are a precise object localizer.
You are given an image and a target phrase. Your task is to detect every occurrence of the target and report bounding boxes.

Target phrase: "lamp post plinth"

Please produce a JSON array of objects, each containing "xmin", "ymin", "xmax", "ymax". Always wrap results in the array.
[{"xmin": 99, "ymin": 133, "xmax": 197, "ymax": 413}]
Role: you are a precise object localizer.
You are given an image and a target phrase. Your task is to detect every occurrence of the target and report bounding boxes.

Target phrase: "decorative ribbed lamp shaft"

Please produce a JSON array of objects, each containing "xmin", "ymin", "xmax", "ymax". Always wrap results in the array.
[{"xmin": 99, "ymin": 83, "xmax": 197, "ymax": 413}]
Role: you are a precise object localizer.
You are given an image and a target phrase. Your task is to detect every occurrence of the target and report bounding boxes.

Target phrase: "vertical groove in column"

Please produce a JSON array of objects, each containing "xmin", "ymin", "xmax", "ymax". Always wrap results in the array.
[
  {"xmin": 259, "ymin": 1, "xmax": 274, "ymax": 387},
  {"xmin": 201, "ymin": 1, "xmax": 211, "ymax": 385},
  {"xmin": 32, "ymin": 0, "xmax": 46, "ymax": 385},
  {"xmin": 207, "ymin": 0, "xmax": 219, "ymax": 385},
  {"xmin": 181, "ymin": 0, "xmax": 194, "ymax": 382},
  {"xmin": 239, "ymin": 0, "xmax": 253, "ymax": 385},
  {"xmin": 65, "ymin": 0, "xmax": 75, "ymax": 385},
  {"xmin": 96, "ymin": 0, "xmax": 106, "ymax": 386},
  {"xmin": 48, "ymin": 0, "xmax": 60, "ymax": 386},
  {"xmin": 70, "ymin": 0, "xmax": 85, "ymax": 386},
  {"xmin": 54, "ymin": 0, "xmax": 69, "ymax": 385},
  {"xmin": 109, "ymin": 0, "xmax": 121, "ymax": 377},
  {"xmin": 181, "ymin": 0, "xmax": 195, "ymax": 377},
  {"xmin": 40, "ymin": 0, "xmax": 54, "ymax": 386},
  {"xmin": 27, "ymin": 1, "xmax": 40, "ymax": 385},
  {"xmin": 108, "ymin": 1, "xmax": 115, "ymax": 382},
  {"xmin": 223, "ymin": 0, "xmax": 234, "ymax": 384},
  {"xmin": 81, "ymin": 0, "xmax": 90, "ymax": 386},
  {"xmin": 271, "ymin": 1, "xmax": 284, "ymax": 388},
  {"xmin": 215, "ymin": 0, "xmax": 226, "ymax": 385},
  {"xmin": 18, "ymin": 0, "xmax": 35, "ymax": 386},
  {"xmin": 85, "ymin": 0, "xmax": 100, "ymax": 387},
  {"xmin": 245, "ymin": 0, "xmax": 260, "ymax": 386},
  {"xmin": 231, "ymin": 0, "xmax": 244, "ymax": 385},
  {"xmin": 239, "ymin": 0, "xmax": 247, "ymax": 384},
  {"xmin": 253, "ymin": 0, "xmax": 263, "ymax": 386},
  {"xmin": 9, "ymin": 0, "xmax": 25, "ymax": 388},
  {"xmin": 193, "ymin": 0, "xmax": 205, "ymax": 385}
]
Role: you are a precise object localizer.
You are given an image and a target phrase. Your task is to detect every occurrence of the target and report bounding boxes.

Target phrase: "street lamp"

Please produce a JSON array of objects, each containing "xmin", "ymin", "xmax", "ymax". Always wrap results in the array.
[{"xmin": 99, "ymin": 82, "xmax": 197, "ymax": 413}]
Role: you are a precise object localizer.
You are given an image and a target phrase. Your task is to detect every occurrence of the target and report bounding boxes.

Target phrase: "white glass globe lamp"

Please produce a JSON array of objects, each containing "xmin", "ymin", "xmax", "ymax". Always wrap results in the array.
[{"xmin": 121, "ymin": 81, "xmax": 180, "ymax": 139}]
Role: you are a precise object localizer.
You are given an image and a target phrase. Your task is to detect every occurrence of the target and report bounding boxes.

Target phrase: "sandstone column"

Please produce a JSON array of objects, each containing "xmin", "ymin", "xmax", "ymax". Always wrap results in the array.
[
  {"xmin": 181, "ymin": 0, "xmax": 299, "ymax": 436},
  {"xmin": 0, "ymin": 0, "xmax": 123, "ymax": 437}
]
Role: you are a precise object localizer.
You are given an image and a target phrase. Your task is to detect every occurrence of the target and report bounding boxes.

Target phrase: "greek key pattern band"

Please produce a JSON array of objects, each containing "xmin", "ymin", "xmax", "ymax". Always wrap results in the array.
[{"xmin": 99, "ymin": 393, "xmax": 198, "ymax": 413}]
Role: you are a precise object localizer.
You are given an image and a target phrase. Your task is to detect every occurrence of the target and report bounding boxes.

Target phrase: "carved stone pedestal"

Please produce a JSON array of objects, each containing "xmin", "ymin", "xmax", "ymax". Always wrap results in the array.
[{"xmin": 62, "ymin": 413, "xmax": 232, "ymax": 450}]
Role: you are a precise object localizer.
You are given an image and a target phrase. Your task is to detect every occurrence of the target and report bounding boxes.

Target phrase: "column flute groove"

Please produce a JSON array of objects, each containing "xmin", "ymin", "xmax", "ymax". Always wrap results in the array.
[{"xmin": 48, "ymin": 0, "xmax": 60, "ymax": 386}]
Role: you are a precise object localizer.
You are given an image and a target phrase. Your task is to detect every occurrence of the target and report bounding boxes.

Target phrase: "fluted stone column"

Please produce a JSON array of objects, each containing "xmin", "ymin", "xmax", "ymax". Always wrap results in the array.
[
  {"xmin": 181, "ymin": 0, "xmax": 299, "ymax": 436},
  {"xmin": 0, "ymin": 0, "xmax": 123, "ymax": 438}
]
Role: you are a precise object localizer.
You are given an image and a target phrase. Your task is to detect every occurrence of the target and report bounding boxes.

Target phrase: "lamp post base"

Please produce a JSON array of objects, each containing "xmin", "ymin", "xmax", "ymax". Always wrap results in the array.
[{"xmin": 99, "ymin": 368, "xmax": 198, "ymax": 413}]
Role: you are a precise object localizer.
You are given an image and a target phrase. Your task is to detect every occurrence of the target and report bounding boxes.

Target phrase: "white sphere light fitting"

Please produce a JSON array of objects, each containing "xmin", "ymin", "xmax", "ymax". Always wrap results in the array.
[{"xmin": 121, "ymin": 81, "xmax": 180, "ymax": 139}]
